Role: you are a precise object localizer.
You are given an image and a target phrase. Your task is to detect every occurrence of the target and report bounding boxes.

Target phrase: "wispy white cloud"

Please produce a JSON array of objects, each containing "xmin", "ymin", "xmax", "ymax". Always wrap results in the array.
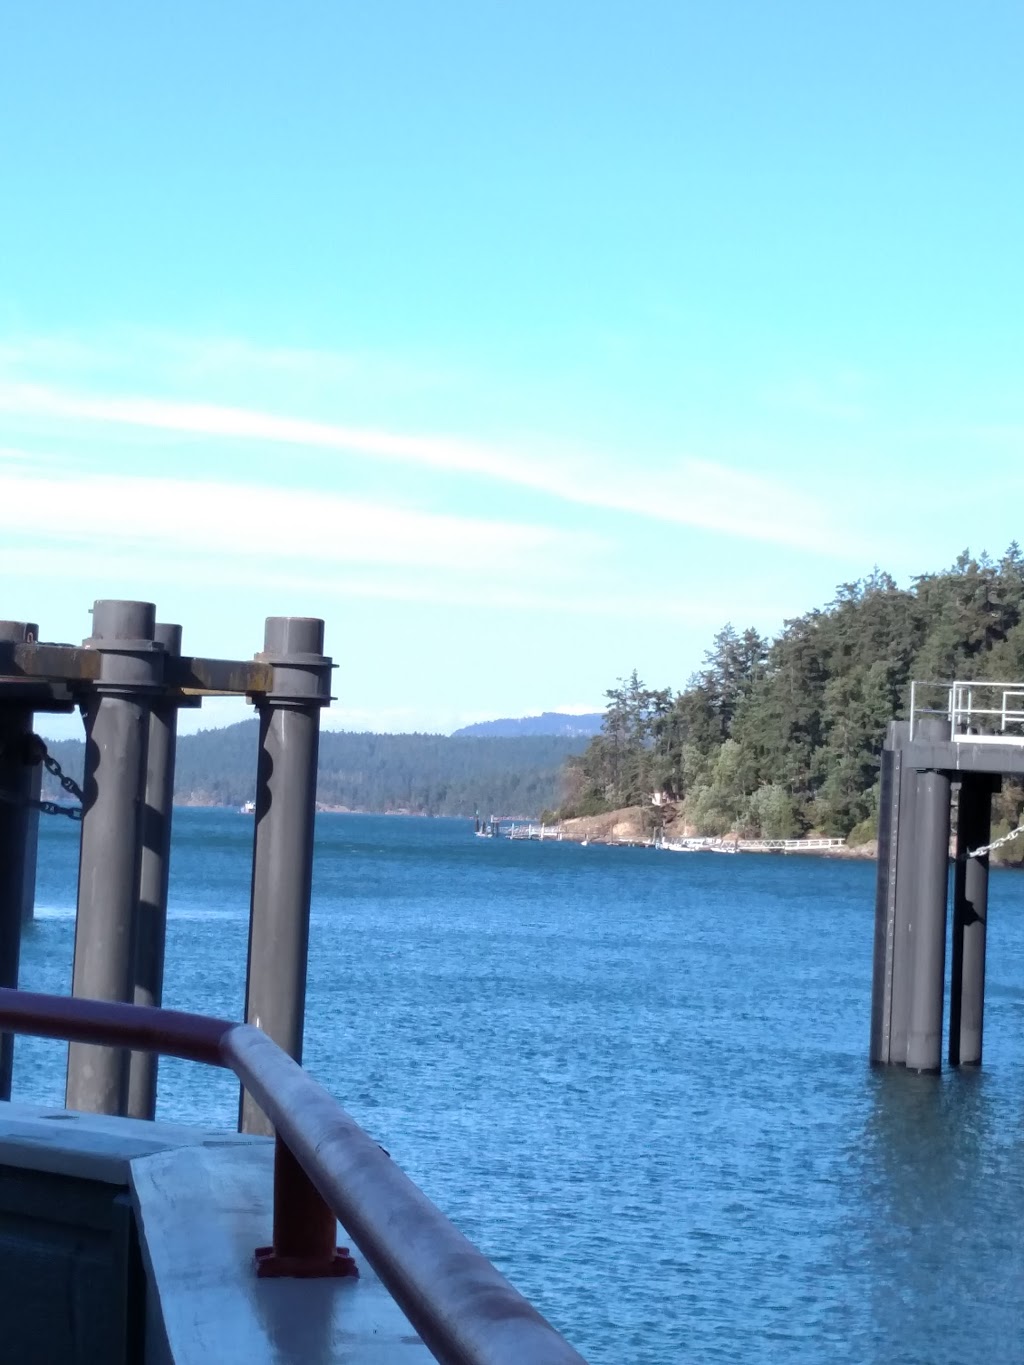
[
  {"xmin": 0, "ymin": 444, "xmax": 64, "ymax": 468},
  {"xmin": 0, "ymin": 464, "xmax": 600, "ymax": 608},
  {"xmin": 0, "ymin": 378, "xmax": 861, "ymax": 555},
  {"xmin": 0, "ymin": 380, "xmax": 503, "ymax": 472},
  {"xmin": 0, "ymin": 329, "xmax": 458, "ymax": 394},
  {"xmin": 0, "ymin": 458, "xmax": 792, "ymax": 624}
]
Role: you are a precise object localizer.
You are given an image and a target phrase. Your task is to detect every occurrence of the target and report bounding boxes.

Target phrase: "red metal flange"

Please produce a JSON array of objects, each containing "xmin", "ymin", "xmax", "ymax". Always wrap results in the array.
[{"xmin": 254, "ymin": 1243, "xmax": 359, "ymax": 1279}]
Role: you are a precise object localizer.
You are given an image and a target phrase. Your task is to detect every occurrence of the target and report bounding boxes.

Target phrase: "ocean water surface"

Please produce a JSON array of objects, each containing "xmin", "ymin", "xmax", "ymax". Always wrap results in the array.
[{"xmin": 17, "ymin": 810, "xmax": 1024, "ymax": 1363}]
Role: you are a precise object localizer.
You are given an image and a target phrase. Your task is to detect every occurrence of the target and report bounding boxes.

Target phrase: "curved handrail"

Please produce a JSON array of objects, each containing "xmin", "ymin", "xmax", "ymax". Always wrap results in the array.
[
  {"xmin": 0, "ymin": 987, "xmax": 587, "ymax": 1365},
  {"xmin": 0, "ymin": 987, "xmax": 234, "ymax": 1064}
]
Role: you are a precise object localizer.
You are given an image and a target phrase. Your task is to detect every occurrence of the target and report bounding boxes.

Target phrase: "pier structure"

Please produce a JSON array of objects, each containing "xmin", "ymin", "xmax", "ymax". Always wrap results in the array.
[
  {"xmin": 474, "ymin": 813, "xmax": 563, "ymax": 839},
  {"xmin": 0, "ymin": 597, "xmax": 590, "ymax": 1363},
  {"xmin": 659, "ymin": 835, "xmax": 846, "ymax": 854},
  {"xmin": 506, "ymin": 821, "xmax": 564, "ymax": 841},
  {"xmin": 870, "ymin": 680, "xmax": 1024, "ymax": 1072},
  {"xmin": 0, "ymin": 600, "xmax": 332, "ymax": 1127}
]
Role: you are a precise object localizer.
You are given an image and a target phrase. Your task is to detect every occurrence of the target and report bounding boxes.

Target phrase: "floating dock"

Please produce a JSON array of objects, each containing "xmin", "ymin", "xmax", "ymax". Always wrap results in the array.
[{"xmin": 658, "ymin": 836, "xmax": 846, "ymax": 854}]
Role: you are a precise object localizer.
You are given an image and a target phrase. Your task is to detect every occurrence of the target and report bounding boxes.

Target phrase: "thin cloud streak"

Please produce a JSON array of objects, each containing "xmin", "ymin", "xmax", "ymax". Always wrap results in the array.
[
  {"xmin": 0, "ymin": 380, "xmax": 860, "ymax": 554},
  {"xmin": 0, "ymin": 543, "xmax": 783, "ymax": 626},
  {"xmin": 0, "ymin": 329, "xmax": 459, "ymax": 394},
  {"xmin": 0, "ymin": 378, "xmax": 530, "ymax": 474},
  {"xmin": 0, "ymin": 469, "xmax": 586, "ymax": 576}
]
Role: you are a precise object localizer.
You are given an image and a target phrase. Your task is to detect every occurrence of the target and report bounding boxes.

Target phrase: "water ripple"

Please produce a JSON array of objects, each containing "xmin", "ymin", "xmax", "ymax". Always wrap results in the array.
[{"xmin": 18, "ymin": 811, "xmax": 1024, "ymax": 1363}]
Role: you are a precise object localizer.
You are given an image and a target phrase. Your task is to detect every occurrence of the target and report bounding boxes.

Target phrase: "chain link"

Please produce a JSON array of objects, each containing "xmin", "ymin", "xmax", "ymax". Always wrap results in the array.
[
  {"xmin": 0, "ymin": 786, "xmax": 83, "ymax": 820},
  {"xmin": 966, "ymin": 822, "xmax": 1024, "ymax": 860},
  {"xmin": 41, "ymin": 750, "xmax": 85, "ymax": 807},
  {"xmin": 0, "ymin": 736, "xmax": 84, "ymax": 820}
]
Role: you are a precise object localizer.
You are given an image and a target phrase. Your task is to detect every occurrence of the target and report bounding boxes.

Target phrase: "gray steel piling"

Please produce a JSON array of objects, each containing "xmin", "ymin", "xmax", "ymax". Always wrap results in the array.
[
  {"xmin": 905, "ymin": 764, "xmax": 952, "ymax": 1072},
  {"xmin": 949, "ymin": 777, "xmax": 993, "ymax": 1066},
  {"xmin": 0, "ymin": 622, "xmax": 39, "ymax": 1097},
  {"xmin": 239, "ymin": 617, "xmax": 331, "ymax": 1135},
  {"xmin": 870, "ymin": 726, "xmax": 899, "ymax": 1063},
  {"xmin": 127, "ymin": 622, "xmax": 182, "ymax": 1120},
  {"xmin": 66, "ymin": 600, "xmax": 163, "ymax": 1115},
  {"xmin": 870, "ymin": 720, "xmax": 921, "ymax": 1066},
  {"xmin": 888, "ymin": 738, "xmax": 919, "ymax": 1066},
  {"xmin": 21, "ymin": 761, "xmax": 41, "ymax": 926}
]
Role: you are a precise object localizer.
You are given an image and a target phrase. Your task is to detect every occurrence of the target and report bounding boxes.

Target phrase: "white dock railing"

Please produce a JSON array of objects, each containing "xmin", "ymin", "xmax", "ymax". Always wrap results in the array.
[
  {"xmin": 506, "ymin": 822, "xmax": 563, "ymax": 841},
  {"xmin": 658, "ymin": 836, "xmax": 846, "ymax": 854}
]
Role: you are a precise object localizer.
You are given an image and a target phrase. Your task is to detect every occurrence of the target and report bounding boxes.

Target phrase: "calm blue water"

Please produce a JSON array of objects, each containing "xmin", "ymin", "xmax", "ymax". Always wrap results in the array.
[{"xmin": 17, "ymin": 810, "xmax": 1024, "ymax": 1363}]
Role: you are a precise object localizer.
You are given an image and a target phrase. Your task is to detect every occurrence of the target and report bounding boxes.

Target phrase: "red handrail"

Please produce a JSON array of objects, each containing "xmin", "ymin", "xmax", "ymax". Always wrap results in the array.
[
  {"xmin": 0, "ymin": 987, "xmax": 588, "ymax": 1365},
  {"xmin": 0, "ymin": 987, "xmax": 233, "ymax": 1064}
]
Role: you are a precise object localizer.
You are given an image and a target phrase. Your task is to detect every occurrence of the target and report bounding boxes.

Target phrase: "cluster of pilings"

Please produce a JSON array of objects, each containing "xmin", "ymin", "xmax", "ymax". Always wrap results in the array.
[
  {"xmin": 870, "ymin": 717, "xmax": 1001, "ymax": 1072},
  {"xmin": 0, "ymin": 600, "xmax": 331, "ymax": 1132}
]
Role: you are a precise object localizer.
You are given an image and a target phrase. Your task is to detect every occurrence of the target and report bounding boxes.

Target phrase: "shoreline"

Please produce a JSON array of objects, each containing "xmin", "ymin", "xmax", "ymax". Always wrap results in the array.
[
  {"xmin": 161, "ymin": 802, "xmax": 1024, "ymax": 866},
  {"xmin": 171, "ymin": 799, "xmax": 530, "ymax": 819},
  {"xmin": 171, "ymin": 797, "xmax": 875, "ymax": 853},
  {"xmin": 558, "ymin": 808, "xmax": 877, "ymax": 857}
]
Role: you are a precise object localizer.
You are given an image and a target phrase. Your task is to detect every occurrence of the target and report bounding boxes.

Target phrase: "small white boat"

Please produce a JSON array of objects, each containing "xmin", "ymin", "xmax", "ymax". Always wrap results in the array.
[{"xmin": 240, "ymin": 799, "xmax": 255, "ymax": 815}]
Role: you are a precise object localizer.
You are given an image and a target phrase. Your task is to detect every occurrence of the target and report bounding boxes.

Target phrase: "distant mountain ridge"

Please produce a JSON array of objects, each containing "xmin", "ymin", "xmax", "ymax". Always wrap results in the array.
[
  {"xmin": 451, "ymin": 711, "xmax": 603, "ymax": 738},
  {"xmin": 40, "ymin": 720, "xmax": 591, "ymax": 818}
]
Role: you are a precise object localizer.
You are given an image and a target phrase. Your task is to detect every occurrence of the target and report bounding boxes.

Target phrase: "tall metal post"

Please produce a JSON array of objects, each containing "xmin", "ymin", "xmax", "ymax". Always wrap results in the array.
[
  {"xmin": 869, "ymin": 719, "xmax": 926, "ymax": 1067},
  {"xmin": 240, "ymin": 617, "xmax": 331, "ymax": 1135},
  {"xmin": 949, "ymin": 776, "xmax": 993, "ymax": 1066},
  {"xmin": 0, "ymin": 621, "xmax": 38, "ymax": 1097},
  {"xmin": 21, "ymin": 762, "xmax": 41, "ymax": 925},
  {"xmin": 127, "ymin": 623, "xmax": 182, "ymax": 1120},
  {"xmin": 905, "ymin": 764, "xmax": 951, "ymax": 1072},
  {"xmin": 870, "ymin": 721, "xmax": 903, "ymax": 1063},
  {"xmin": 66, "ymin": 601, "xmax": 163, "ymax": 1115},
  {"xmin": 888, "ymin": 738, "xmax": 919, "ymax": 1066}
]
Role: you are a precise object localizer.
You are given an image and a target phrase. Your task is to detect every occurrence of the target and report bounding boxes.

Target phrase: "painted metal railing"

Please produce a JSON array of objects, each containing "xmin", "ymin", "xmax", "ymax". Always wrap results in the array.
[
  {"xmin": 909, "ymin": 679, "xmax": 1024, "ymax": 744},
  {"xmin": 658, "ymin": 837, "xmax": 845, "ymax": 853},
  {"xmin": 0, "ymin": 987, "xmax": 587, "ymax": 1365}
]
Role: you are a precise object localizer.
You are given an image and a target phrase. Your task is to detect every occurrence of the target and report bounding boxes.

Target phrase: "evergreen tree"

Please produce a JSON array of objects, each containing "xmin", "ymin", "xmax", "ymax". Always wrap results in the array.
[{"xmin": 562, "ymin": 545, "xmax": 1024, "ymax": 846}]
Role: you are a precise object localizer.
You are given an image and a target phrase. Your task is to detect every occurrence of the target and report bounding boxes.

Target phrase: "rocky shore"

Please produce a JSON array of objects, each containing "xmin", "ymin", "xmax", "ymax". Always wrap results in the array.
[{"xmin": 559, "ymin": 806, "xmax": 878, "ymax": 858}]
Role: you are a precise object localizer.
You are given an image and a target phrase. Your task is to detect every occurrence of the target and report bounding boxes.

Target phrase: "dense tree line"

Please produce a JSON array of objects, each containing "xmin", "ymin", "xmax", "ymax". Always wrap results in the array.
[
  {"xmin": 41, "ymin": 723, "xmax": 586, "ymax": 818},
  {"xmin": 562, "ymin": 547, "xmax": 1024, "ymax": 846}
]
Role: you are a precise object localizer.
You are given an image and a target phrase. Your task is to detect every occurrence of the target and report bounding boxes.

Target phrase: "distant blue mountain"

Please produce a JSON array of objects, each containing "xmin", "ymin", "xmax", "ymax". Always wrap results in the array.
[{"xmin": 451, "ymin": 711, "xmax": 604, "ymax": 739}]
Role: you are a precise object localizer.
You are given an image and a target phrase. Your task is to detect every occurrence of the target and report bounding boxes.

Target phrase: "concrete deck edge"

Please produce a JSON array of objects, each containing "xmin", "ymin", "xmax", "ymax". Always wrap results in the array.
[
  {"xmin": 130, "ymin": 1142, "xmax": 431, "ymax": 1365},
  {"xmin": 0, "ymin": 1099, "xmax": 262, "ymax": 1185}
]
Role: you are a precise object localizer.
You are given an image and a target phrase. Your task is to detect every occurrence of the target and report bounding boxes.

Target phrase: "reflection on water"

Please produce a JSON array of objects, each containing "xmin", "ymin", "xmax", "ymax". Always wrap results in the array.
[
  {"xmin": 856, "ymin": 1067, "xmax": 1024, "ymax": 1361},
  {"xmin": 15, "ymin": 811, "xmax": 1024, "ymax": 1363}
]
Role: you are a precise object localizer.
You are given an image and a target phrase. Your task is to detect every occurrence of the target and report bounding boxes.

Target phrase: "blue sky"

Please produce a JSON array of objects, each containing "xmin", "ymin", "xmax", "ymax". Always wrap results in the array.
[{"xmin": 2, "ymin": 3, "xmax": 1022, "ymax": 737}]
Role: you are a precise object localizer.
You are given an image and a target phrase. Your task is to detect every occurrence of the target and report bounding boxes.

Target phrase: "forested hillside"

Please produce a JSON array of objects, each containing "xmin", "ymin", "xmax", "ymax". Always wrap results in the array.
[
  {"xmin": 42, "ymin": 724, "xmax": 585, "ymax": 818},
  {"xmin": 563, "ymin": 548, "xmax": 1024, "ymax": 843}
]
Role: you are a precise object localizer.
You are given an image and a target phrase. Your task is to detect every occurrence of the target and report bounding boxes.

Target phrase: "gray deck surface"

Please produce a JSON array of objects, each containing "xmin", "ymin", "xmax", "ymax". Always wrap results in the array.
[
  {"xmin": 134, "ymin": 1142, "xmax": 431, "ymax": 1365},
  {"xmin": 0, "ymin": 1101, "xmax": 431, "ymax": 1365}
]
